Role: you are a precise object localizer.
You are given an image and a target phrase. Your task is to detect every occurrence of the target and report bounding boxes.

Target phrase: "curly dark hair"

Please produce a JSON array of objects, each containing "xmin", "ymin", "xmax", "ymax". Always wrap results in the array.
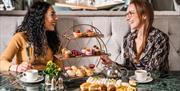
[{"xmin": 15, "ymin": 1, "xmax": 60, "ymax": 56}]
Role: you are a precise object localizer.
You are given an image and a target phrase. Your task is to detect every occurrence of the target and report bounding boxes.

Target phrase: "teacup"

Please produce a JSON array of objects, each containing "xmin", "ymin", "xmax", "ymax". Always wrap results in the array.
[
  {"xmin": 0, "ymin": 4, "xmax": 4, "ymax": 11},
  {"xmin": 135, "ymin": 70, "xmax": 151, "ymax": 82},
  {"xmin": 23, "ymin": 69, "xmax": 39, "ymax": 81}
]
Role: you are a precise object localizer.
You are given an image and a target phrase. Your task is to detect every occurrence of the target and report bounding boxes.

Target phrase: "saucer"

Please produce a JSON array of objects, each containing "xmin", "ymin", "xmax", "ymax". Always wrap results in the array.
[
  {"xmin": 19, "ymin": 75, "xmax": 44, "ymax": 83},
  {"xmin": 129, "ymin": 75, "xmax": 153, "ymax": 83}
]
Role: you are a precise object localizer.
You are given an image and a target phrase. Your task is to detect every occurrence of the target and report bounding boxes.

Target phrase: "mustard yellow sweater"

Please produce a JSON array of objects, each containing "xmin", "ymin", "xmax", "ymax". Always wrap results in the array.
[{"xmin": 0, "ymin": 32, "xmax": 62, "ymax": 71}]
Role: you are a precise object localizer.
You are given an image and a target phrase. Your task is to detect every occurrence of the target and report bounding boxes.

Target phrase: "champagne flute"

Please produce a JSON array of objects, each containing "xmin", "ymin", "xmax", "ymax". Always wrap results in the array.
[
  {"xmin": 26, "ymin": 43, "xmax": 30, "ymax": 63},
  {"xmin": 26, "ymin": 43, "xmax": 33, "ymax": 64}
]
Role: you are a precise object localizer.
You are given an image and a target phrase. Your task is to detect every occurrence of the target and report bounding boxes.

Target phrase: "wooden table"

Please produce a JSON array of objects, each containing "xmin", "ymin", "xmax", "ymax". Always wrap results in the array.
[{"xmin": 55, "ymin": 1, "xmax": 125, "ymax": 10}]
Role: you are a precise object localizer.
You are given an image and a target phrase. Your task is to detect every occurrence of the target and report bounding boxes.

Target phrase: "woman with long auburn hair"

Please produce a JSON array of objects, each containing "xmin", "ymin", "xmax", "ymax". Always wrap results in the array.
[
  {"xmin": 0, "ymin": 1, "xmax": 62, "ymax": 72},
  {"xmin": 101, "ymin": 0, "xmax": 169, "ymax": 75}
]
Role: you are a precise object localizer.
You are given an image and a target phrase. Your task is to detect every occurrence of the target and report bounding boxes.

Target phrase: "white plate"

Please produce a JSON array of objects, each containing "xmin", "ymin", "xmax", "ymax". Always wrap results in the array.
[
  {"xmin": 19, "ymin": 75, "xmax": 44, "ymax": 83},
  {"xmin": 129, "ymin": 75, "xmax": 153, "ymax": 83}
]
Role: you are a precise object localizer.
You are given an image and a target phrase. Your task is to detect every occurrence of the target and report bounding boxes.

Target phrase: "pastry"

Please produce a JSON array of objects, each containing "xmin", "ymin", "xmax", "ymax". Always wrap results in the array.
[
  {"xmin": 115, "ymin": 79, "xmax": 122, "ymax": 87},
  {"xmin": 116, "ymin": 86, "xmax": 128, "ymax": 91},
  {"xmin": 61, "ymin": 48, "xmax": 67, "ymax": 54},
  {"xmin": 85, "ymin": 69, "xmax": 94, "ymax": 76},
  {"xmin": 116, "ymin": 82, "xmax": 130, "ymax": 91},
  {"xmin": 81, "ymin": 48, "xmax": 87, "ymax": 54},
  {"xmin": 107, "ymin": 84, "xmax": 116, "ymax": 91},
  {"xmin": 121, "ymin": 82, "xmax": 130, "ymax": 87},
  {"xmin": 80, "ymin": 66, "xmax": 87, "ymax": 70},
  {"xmin": 85, "ymin": 49, "xmax": 92, "ymax": 56},
  {"xmin": 64, "ymin": 66, "xmax": 72, "ymax": 71},
  {"xmin": 64, "ymin": 50, "xmax": 72, "ymax": 58},
  {"xmin": 80, "ymin": 82, "xmax": 91, "ymax": 91},
  {"xmin": 88, "ymin": 84, "xmax": 107, "ymax": 91},
  {"xmin": 129, "ymin": 79, "xmax": 137, "ymax": 87},
  {"xmin": 86, "ymin": 77, "xmax": 94, "ymax": 83},
  {"xmin": 71, "ymin": 49, "xmax": 82, "ymax": 57},
  {"xmin": 71, "ymin": 66, "xmax": 78, "ymax": 71},
  {"xmin": 107, "ymin": 79, "xmax": 117, "ymax": 87},
  {"xmin": 127, "ymin": 86, "xmax": 137, "ymax": 91},
  {"xmin": 66, "ymin": 69, "xmax": 76, "ymax": 77},
  {"xmin": 76, "ymin": 69, "xmax": 86, "ymax": 77},
  {"xmin": 86, "ymin": 29, "xmax": 95, "ymax": 37},
  {"xmin": 88, "ymin": 84, "xmax": 101, "ymax": 91},
  {"xmin": 100, "ymin": 84, "xmax": 107, "ymax": 91},
  {"xmin": 73, "ymin": 30, "xmax": 83, "ymax": 38},
  {"xmin": 92, "ymin": 45, "xmax": 101, "ymax": 55}
]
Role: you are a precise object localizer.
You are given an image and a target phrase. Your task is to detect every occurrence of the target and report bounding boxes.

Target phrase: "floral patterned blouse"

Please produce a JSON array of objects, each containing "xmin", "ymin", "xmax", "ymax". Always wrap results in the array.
[{"xmin": 122, "ymin": 27, "xmax": 170, "ymax": 74}]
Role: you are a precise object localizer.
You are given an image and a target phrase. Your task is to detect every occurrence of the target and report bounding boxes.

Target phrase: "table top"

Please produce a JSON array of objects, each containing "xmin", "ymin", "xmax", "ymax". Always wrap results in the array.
[{"xmin": 0, "ymin": 71, "xmax": 180, "ymax": 91}]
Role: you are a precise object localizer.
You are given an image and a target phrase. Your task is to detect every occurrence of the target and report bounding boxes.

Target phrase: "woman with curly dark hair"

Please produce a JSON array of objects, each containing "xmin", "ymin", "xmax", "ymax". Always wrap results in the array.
[{"xmin": 0, "ymin": 1, "xmax": 62, "ymax": 72}]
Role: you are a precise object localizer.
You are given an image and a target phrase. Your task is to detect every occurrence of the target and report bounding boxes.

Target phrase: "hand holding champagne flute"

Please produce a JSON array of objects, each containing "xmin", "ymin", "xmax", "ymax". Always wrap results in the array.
[
  {"xmin": 9, "ymin": 61, "xmax": 32, "ymax": 73},
  {"xmin": 16, "ymin": 62, "xmax": 32, "ymax": 72},
  {"xmin": 9, "ymin": 43, "xmax": 33, "ymax": 72},
  {"xmin": 15, "ymin": 43, "xmax": 34, "ymax": 72}
]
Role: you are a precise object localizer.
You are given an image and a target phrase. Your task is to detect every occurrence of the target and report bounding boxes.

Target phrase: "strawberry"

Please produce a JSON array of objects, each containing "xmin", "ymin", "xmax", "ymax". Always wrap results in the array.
[{"xmin": 89, "ymin": 64, "xmax": 95, "ymax": 69}]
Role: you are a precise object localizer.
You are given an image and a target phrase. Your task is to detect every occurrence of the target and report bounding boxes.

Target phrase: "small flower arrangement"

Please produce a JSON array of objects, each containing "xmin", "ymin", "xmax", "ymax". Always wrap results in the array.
[{"xmin": 44, "ymin": 60, "xmax": 62, "ymax": 78}]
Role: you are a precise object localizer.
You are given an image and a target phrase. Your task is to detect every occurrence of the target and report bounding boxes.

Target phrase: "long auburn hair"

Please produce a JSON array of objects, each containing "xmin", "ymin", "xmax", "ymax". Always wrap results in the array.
[
  {"xmin": 15, "ymin": 1, "xmax": 60, "ymax": 57},
  {"xmin": 130, "ymin": 0, "xmax": 154, "ymax": 60}
]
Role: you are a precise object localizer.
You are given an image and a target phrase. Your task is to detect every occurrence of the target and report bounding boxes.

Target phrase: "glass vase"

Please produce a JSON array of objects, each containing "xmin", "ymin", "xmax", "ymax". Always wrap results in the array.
[{"xmin": 45, "ymin": 75, "xmax": 53, "ymax": 86}]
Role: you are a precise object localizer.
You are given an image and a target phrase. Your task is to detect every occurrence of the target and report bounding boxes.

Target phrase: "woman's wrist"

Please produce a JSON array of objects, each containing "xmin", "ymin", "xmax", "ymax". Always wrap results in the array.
[{"xmin": 107, "ymin": 58, "xmax": 113, "ymax": 64}]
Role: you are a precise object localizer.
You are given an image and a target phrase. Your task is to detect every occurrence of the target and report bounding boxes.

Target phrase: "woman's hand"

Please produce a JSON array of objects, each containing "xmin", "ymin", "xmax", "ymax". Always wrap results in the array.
[
  {"xmin": 100, "ymin": 55, "xmax": 112, "ymax": 65},
  {"xmin": 17, "ymin": 62, "xmax": 32, "ymax": 72},
  {"xmin": 10, "ymin": 62, "xmax": 32, "ymax": 72}
]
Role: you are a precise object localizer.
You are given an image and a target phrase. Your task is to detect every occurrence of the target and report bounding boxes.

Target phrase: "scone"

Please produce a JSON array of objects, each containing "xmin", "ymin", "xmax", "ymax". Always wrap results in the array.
[
  {"xmin": 85, "ymin": 69, "xmax": 94, "ymax": 76},
  {"xmin": 80, "ymin": 82, "xmax": 91, "ymax": 91},
  {"xmin": 88, "ymin": 84, "xmax": 100, "ymax": 91},
  {"xmin": 127, "ymin": 86, "xmax": 137, "ymax": 91},
  {"xmin": 116, "ymin": 86, "xmax": 128, "ymax": 91},
  {"xmin": 66, "ymin": 69, "xmax": 76, "ymax": 77},
  {"xmin": 80, "ymin": 66, "xmax": 87, "ymax": 70},
  {"xmin": 76, "ymin": 69, "xmax": 86, "ymax": 77},
  {"xmin": 107, "ymin": 84, "xmax": 116, "ymax": 91},
  {"xmin": 116, "ymin": 82, "xmax": 129, "ymax": 91},
  {"xmin": 71, "ymin": 66, "xmax": 78, "ymax": 71},
  {"xmin": 89, "ymin": 84, "xmax": 107, "ymax": 91}
]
